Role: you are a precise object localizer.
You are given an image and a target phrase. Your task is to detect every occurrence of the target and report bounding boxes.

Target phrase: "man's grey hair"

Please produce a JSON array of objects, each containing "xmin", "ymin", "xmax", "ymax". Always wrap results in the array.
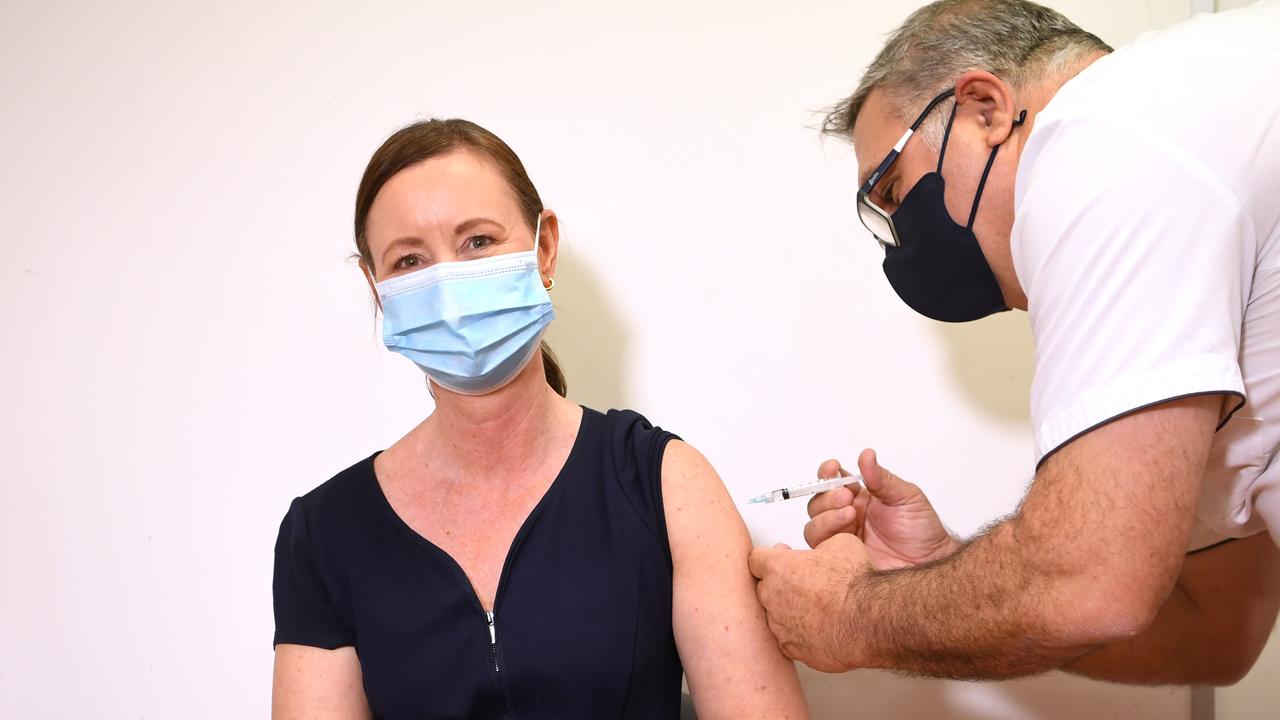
[{"xmin": 825, "ymin": 0, "xmax": 1111, "ymax": 148}]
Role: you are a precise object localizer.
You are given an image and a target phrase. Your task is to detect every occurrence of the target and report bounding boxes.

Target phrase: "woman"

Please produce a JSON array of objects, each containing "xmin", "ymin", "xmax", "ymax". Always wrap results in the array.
[{"xmin": 272, "ymin": 119, "xmax": 808, "ymax": 719}]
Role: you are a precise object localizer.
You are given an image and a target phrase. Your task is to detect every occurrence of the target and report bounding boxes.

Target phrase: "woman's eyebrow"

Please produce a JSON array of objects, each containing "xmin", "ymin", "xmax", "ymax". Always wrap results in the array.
[{"xmin": 454, "ymin": 217, "xmax": 504, "ymax": 235}]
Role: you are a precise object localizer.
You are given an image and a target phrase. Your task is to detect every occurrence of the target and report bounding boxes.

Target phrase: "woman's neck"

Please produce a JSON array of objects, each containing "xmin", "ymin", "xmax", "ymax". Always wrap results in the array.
[{"xmin": 421, "ymin": 357, "xmax": 569, "ymax": 481}]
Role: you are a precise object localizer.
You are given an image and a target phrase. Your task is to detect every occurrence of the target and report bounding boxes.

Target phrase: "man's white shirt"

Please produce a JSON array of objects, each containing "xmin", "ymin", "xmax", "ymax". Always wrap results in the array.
[{"xmin": 1011, "ymin": 0, "xmax": 1280, "ymax": 549}]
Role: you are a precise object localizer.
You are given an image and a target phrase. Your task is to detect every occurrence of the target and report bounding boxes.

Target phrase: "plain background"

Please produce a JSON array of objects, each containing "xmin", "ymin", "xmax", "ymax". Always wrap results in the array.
[{"xmin": 0, "ymin": 0, "xmax": 1273, "ymax": 717}]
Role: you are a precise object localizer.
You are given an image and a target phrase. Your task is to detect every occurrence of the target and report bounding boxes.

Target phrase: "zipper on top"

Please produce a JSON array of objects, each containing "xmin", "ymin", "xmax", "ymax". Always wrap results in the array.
[{"xmin": 486, "ymin": 611, "xmax": 500, "ymax": 673}]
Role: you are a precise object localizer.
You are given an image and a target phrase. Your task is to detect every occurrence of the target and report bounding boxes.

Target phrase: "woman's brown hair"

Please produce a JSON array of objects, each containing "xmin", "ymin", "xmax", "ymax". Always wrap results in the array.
[{"xmin": 353, "ymin": 119, "xmax": 566, "ymax": 397}]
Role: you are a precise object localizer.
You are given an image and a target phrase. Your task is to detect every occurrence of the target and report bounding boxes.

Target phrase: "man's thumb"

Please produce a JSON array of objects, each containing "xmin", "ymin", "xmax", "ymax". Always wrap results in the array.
[
  {"xmin": 748, "ymin": 547, "xmax": 775, "ymax": 579},
  {"xmin": 857, "ymin": 448, "xmax": 918, "ymax": 506}
]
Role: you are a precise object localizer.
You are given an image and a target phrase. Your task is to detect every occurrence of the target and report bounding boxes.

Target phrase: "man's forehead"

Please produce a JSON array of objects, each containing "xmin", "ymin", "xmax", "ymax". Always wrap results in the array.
[{"xmin": 852, "ymin": 88, "xmax": 911, "ymax": 185}]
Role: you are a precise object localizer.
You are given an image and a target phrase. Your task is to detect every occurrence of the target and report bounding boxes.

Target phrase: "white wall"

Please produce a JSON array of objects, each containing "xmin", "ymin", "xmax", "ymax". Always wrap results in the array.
[{"xmin": 1, "ymin": 1, "xmax": 1254, "ymax": 718}]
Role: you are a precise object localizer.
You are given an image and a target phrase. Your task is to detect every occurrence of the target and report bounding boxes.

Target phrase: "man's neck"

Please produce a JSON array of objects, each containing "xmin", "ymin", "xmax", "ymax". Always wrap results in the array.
[
  {"xmin": 996, "ymin": 50, "xmax": 1110, "ymax": 311},
  {"xmin": 1016, "ymin": 50, "xmax": 1109, "ymax": 145}
]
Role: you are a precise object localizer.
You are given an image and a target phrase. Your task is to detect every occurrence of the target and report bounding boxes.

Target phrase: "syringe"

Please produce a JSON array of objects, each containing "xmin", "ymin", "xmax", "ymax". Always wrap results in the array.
[{"xmin": 743, "ymin": 475, "xmax": 864, "ymax": 505}]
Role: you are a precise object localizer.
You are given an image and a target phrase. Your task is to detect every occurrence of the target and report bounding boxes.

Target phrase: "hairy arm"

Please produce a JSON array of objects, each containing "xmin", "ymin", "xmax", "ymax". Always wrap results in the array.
[
  {"xmin": 272, "ymin": 645, "xmax": 371, "ymax": 720},
  {"xmin": 835, "ymin": 396, "xmax": 1219, "ymax": 678},
  {"xmin": 664, "ymin": 441, "xmax": 810, "ymax": 720},
  {"xmin": 1066, "ymin": 532, "xmax": 1280, "ymax": 685}
]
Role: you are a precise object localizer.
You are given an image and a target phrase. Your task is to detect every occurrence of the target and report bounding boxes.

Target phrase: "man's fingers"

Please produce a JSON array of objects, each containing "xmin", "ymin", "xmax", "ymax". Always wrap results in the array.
[
  {"xmin": 816, "ymin": 458, "xmax": 851, "ymax": 479},
  {"xmin": 857, "ymin": 448, "xmax": 922, "ymax": 506},
  {"xmin": 851, "ymin": 488, "xmax": 872, "ymax": 536},
  {"xmin": 806, "ymin": 484, "xmax": 856, "ymax": 518},
  {"xmin": 804, "ymin": 506, "xmax": 858, "ymax": 548}
]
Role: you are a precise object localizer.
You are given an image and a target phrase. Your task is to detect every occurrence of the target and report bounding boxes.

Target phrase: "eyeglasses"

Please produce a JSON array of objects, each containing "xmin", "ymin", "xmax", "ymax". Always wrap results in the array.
[{"xmin": 856, "ymin": 88, "xmax": 956, "ymax": 248}]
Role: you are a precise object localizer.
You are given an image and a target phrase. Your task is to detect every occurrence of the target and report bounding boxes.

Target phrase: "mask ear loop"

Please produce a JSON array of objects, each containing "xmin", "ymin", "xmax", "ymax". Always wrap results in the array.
[
  {"xmin": 965, "ymin": 108, "xmax": 1028, "ymax": 230},
  {"xmin": 936, "ymin": 101, "xmax": 959, "ymax": 174},
  {"xmin": 533, "ymin": 213, "xmax": 555, "ymax": 291}
]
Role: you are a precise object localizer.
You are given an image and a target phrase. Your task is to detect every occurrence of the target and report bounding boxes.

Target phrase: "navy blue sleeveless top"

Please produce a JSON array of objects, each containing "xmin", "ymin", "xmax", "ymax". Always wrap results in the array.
[{"xmin": 273, "ymin": 407, "xmax": 684, "ymax": 719}]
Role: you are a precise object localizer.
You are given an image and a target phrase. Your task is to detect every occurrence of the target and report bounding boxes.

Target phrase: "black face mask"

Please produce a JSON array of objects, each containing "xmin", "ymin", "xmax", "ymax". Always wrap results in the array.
[{"xmin": 882, "ymin": 105, "xmax": 1024, "ymax": 323}]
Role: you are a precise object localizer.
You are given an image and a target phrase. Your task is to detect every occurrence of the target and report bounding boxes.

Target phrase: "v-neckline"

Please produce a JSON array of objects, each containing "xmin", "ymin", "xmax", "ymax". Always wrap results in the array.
[{"xmin": 368, "ymin": 405, "xmax": 592, "ymax": 615}]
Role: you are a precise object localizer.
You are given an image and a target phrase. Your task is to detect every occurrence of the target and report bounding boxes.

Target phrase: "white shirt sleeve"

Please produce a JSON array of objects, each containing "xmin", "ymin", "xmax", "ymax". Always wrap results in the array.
[{"xmin": 1012, "ymin": 117, "xmax": 1252, "ymax": 465}]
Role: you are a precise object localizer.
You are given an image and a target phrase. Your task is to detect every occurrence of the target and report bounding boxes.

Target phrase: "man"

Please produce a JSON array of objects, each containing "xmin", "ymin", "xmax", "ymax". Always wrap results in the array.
[{"xmin": 749, "ymin": 0, "xmax": 1280, "ymax": 684}]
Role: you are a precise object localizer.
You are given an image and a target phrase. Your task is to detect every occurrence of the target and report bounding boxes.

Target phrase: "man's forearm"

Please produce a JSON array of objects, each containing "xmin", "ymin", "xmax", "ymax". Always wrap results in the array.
[
  {"xmin": 839, "ymin": 399, "xmax": 1222, "ymax": 679},
  {"xmin": 844, "ymin": 519, "xmax": 1102, "ymax": 679}
]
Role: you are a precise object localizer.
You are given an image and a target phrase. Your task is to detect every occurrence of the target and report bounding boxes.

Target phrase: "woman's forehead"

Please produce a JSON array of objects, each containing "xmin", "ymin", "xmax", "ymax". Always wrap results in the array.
[{"xmin": 367, "ymin": 151, "xmax": 521, "ymax": 240}]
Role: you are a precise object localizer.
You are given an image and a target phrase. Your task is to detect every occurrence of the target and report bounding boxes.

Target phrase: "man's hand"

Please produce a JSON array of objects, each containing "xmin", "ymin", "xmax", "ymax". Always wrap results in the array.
[
  {"xmin": 751, "ymin": 396, "xmax": 1220, "ymax": 681},
  {"xmin": 804, "ymin": 449, "xmax": 960, "ymax": 568},
  {"xmin": 748, "ymin": 534, "xmax": 873, "ymax": 673}
]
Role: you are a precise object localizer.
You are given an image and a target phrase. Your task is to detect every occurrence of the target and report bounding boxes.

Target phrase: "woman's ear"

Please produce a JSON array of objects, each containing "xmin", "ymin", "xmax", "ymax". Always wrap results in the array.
[
  {"xmin": 954, "ymin": 69, "xmax": 1019, "ymax": 147},
  {"xmin": 359, "ymin": 259, "xmax": 383, "ymax": 313},
  {"xmin": 536, "ymin": 210, "xmax": 561, "ymax": 287}
]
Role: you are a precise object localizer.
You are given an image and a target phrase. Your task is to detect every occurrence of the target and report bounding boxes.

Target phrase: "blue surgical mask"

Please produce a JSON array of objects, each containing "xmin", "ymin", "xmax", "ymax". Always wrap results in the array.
[{"xmin": 375, "ymin": 218, "xmax": 555, "ymax": 395}]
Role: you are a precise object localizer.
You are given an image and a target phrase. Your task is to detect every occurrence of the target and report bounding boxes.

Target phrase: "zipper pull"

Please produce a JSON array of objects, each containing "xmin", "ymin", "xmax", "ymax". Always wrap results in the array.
[{"xmin": 486, "ymin": 611, "xmax": 500, "ymax": 673}]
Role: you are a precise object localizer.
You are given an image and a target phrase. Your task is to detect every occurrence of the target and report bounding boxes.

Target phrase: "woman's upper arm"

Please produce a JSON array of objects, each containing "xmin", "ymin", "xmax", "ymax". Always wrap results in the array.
[
  {"xmin": 662, "ymin": 440, "xmax": 810, "ymax": 720},
  {"xmin": 272, "ymin": 644, "xmax": 372, "ymax": 720}
]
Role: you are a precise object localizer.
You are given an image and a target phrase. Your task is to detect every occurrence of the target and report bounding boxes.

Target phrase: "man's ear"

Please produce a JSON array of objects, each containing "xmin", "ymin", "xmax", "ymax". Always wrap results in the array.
[
  {"xmin": 359, "ymin": 259, "xmax": 383, "ymax": 313},
  {"xmin": 536, "ymin": 210, "xmax": 561, "ymax": 287},
  {"xmin": 953, "ymin": 70, "xmax": 1020, "ymax": 147}
]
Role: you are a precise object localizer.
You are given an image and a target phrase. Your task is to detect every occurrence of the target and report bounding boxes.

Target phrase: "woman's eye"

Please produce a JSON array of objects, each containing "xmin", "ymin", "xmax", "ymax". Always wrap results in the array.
[
  {"xmin": 394, "ymin": 254, "xmax": 423, "ymax": 270},
  {"xmin": 467, "ymin": 235, "xmax": 494, "ymax": 251}
]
